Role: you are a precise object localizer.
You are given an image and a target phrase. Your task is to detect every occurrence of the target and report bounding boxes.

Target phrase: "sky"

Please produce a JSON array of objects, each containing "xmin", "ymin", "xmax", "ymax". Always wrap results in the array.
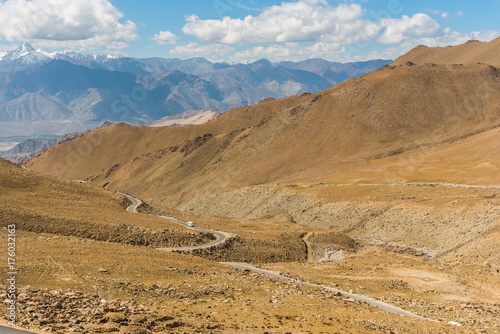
[{"xmin": 0, "ymin": 0, "xmax": 499, "ymax": 63}]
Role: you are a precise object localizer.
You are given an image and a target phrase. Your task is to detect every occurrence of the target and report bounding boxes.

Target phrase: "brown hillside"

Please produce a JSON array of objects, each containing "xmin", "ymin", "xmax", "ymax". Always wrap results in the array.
[
  {"xmin": 393, "ymin": 36, "xmax": 500, "ymax": 66},
  {"xmin": 0, "ymin": 158, "xmax": 212, "ymax": 248},
  {"xmin": 27, "ymin": 62, "xmax": 500, "ymax": 193}
]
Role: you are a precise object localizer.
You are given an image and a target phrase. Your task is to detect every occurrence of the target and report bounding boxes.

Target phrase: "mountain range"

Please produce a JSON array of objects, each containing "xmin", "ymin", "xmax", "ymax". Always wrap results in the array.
[
  {"xmin": 27, "ymin": 37, "xmax": 500, "ymax": 267},
  {"xmin": 0, "ymin": 43, "xmax": 390, "ymax": 136}
]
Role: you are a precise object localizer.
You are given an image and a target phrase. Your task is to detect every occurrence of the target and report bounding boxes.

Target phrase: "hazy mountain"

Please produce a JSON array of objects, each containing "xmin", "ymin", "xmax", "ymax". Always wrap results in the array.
[
  {"xmin": 197, "ymin": 59, "xmax": 333, "ymax": 110},
  {"xmin": 0, "ymin": 43, "xmax": 391, "ymax": 136},
  {"xmin": 3, "ymin": 138, "xmax": 57, "ymax": 156},
  {"xmin": 2, "ymin": 124, "xmax": 109, "ymax": 163},
  {"xmin": 278, "ymin": 58, "xmax": 392, "ymax": 85}
]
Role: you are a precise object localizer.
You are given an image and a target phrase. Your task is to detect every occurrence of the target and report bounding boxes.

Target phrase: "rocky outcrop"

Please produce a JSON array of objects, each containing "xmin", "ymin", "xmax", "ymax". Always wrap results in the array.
[{"xmin": 1, "ymin": 288, "xmax": 199, "ymax": 333}]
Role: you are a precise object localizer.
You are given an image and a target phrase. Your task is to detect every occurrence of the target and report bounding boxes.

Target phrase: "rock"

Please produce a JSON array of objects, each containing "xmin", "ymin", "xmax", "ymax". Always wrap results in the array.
[
  {"xmin": 129, "ymin": 314, "xmax": 147, "ymax": 325},
  {"xmin": 164, "ymin": 321, "xmax": 183, "ymax": 328},
  {"xmin": 104, "ymin": 312, "xmax": 128, "ymax": 324},
  {"xmin": 156, "ymin": 315, "xmax": 174, "ymax": 322},
  {"xmin": 119, "ymin": 326, "xmax": 149, "ymax": 334}
]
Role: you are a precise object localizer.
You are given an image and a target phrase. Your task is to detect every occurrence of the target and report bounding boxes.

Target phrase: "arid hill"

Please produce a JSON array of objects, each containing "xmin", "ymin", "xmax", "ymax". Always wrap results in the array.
[{"xmin": 393, "ymin": 36, "xmax": 500, "ymax": 66}]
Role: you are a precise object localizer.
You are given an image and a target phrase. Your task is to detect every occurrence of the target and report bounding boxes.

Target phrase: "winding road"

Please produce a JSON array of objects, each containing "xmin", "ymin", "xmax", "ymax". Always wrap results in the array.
[
  {"xmin": 121, "ymin": 192, "xmax": 233, "ymax": 251},
  {"xmin": 121, "ymin": 192, "xmax": 436, "ymax": 321},
  {"xmin": 120, "ymin": 192, "xmax": 142, "ymax": 213},
  {"xmin": 4, "ymin": 162, "xmax": 470, "ymax": 333},
  {"xmin": 300, "ymin": 181, "xmax": 500, "ymax": 190},
  {"xmin": 1, "ymin": 182, "xmax": 437, "ymax": 333}
]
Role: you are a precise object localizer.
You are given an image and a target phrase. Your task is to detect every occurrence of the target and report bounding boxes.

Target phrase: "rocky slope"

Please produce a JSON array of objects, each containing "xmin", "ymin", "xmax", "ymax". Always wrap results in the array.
[
  {"xmin": 28, "ymin": 62, "xmax": 500, "ymax": 188},
  {"xmin": 0, "ymin": 157, "xmax": 212, "ymax": 248}
]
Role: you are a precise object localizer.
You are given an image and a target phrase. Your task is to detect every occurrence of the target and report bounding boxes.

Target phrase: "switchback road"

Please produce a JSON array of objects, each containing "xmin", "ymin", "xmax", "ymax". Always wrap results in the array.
[
  {"xmin": 121, "ymin": 192, "xmax": 437, "ymax": 321},
  {"xmin": 121, "ymin": 193, "xmax": 232, "ymax": 250}
]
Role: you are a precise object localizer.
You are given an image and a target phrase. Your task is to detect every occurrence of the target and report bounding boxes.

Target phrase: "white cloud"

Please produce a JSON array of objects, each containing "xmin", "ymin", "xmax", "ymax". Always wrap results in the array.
[
  {"xmin": 378, "ymin": 14, "xmax": 441, "ymax": 44},
  {"xmin": 0, "ymin": 0, "xmax": 138, "ymax": 51},
  {"xmin": 419, "ymin": 30, "xmax": 500, "ymax": 46},
  {"xmin": 182, "ymin": 1, "xmax": 379, "ymax": 45},
  {"xmin": 179, "ymin": 0, "xmax": 479, "ymax": 62},
  {"xmin": 150, "ymin": 31, "xmax": 179, "ymax": 45},
  {"xmin": 456, "ymin": 11, "xmax": 463, "ymax": 16},
  {"xmin": 170, "ymin": 42, "xmax": 235, "ymax": 57}
]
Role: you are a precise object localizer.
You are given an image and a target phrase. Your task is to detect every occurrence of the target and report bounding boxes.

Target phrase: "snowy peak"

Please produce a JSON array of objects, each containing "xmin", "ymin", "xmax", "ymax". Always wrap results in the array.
[
  {"xmin": 4, "ymin": 43, "xmax": 36, "ymax": 60},
  {"xmin": 1, "ymin": 42, "xmax": 52, "ymax": 64},
  {"xmin": 0, "ymin": 43, "xmax": 127, "ymax": 70},
  {"xmin": 20, "ymin": 43, "xmax": 36, "ymax": 53}
]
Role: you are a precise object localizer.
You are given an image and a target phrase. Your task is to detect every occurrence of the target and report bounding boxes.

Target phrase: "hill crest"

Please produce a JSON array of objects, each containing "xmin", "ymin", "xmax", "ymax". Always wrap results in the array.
[{"xmin": 393, "ymin": 36, "xmax": 500, "ymax": 66}]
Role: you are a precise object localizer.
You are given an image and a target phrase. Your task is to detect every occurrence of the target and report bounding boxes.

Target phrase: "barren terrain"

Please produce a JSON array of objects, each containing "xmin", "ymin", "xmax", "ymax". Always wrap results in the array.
[{"xmin": 3, "ymin": 38, "xmax": 500, "ymax": 333}]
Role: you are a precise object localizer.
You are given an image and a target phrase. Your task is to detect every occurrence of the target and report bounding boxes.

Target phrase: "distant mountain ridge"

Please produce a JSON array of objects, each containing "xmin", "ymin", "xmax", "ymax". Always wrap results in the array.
[
  {"xmin": 0, "ymin": 43, "xmax": 391, "ymax": 136},
  {"xmin": 4, "ymin": 138, "xmax": 57, "ymax": 156}
]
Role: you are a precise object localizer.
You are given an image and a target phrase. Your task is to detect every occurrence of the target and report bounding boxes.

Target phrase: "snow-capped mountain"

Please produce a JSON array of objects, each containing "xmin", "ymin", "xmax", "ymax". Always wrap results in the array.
[
  {"xmin": 0, "ymin": 43, "xmax": 52, "ymax": 65},
  {"xmin": 0, "ymin": 43, "xmax": 123, "ymax": 69},
  {"xmin": 52, "ymin": 50, "xmax": 121, "ymax": 63}
]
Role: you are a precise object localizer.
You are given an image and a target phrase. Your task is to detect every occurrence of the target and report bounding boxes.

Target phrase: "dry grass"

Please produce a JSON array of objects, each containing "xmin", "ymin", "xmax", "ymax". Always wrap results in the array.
[
  {"xmin": 308, "ymin": 231, "xmax": 358, "ymax": 250},
  {"xmin": 24, "ymin": 51, "xmax": 500, "ymax": 268},
  {"xmin": 1, "ymin": 229, "xmax": 472, "ymax": 333},
  {"xmin": 27, "ymin": 59, "xmax": 500, "ymax": 200}
]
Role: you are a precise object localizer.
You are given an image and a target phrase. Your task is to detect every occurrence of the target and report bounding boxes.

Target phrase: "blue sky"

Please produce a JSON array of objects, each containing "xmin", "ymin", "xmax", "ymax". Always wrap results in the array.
[{"xmin": 0, "ymin": 0, "xmax": 499, "ymax": 63}]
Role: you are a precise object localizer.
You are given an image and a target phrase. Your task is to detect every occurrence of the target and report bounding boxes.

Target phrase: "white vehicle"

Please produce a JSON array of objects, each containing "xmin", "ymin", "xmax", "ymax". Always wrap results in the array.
[{"xmin": 187, "ymin": 221, "xmax": 195, "ymax": 227}]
